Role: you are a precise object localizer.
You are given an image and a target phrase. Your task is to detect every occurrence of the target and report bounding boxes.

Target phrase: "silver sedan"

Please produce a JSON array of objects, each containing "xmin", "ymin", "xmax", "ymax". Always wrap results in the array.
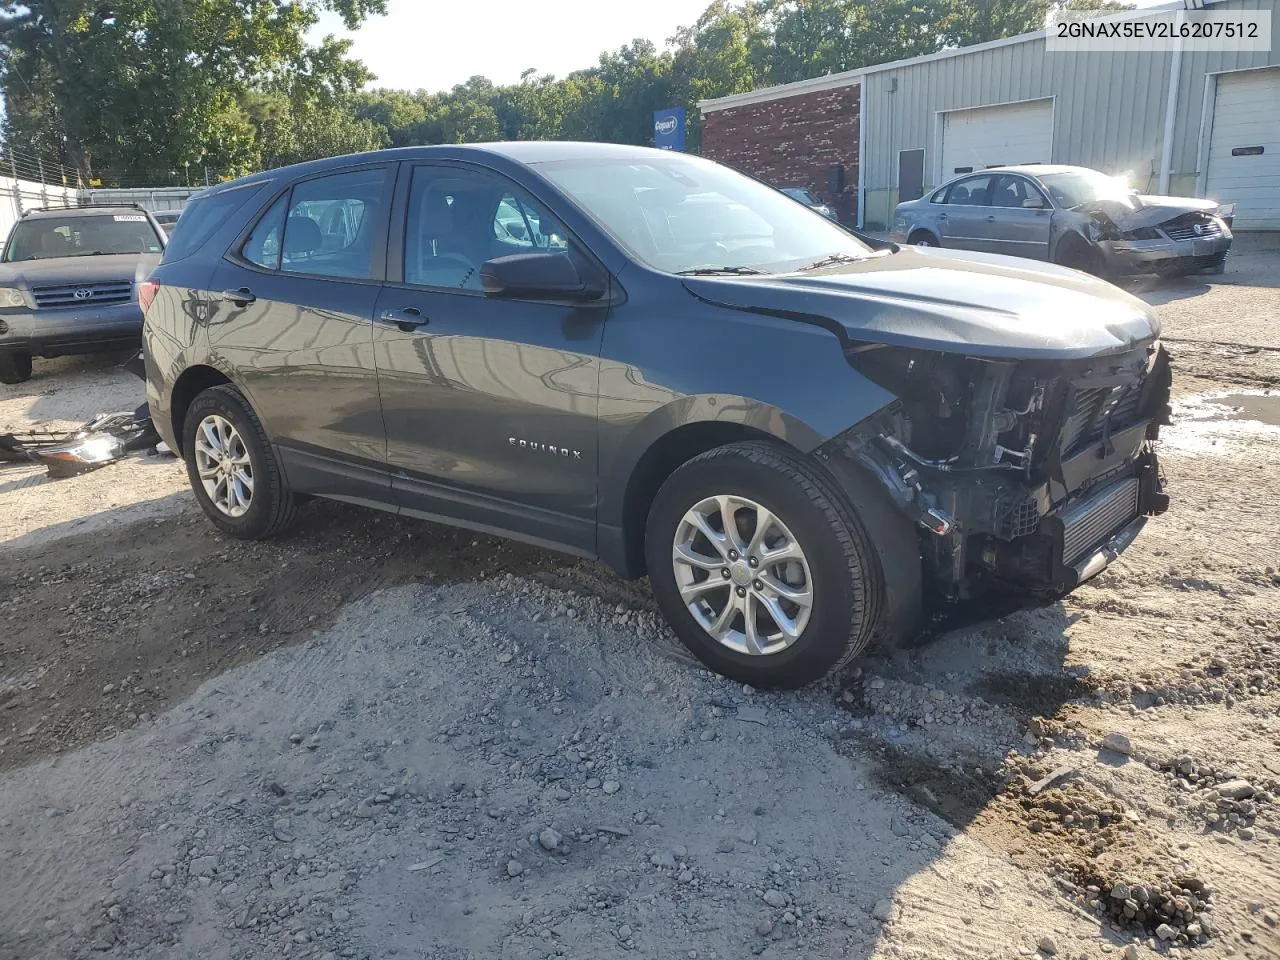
[{"xmin": 892, "ymin": 164, "xmax": 1234, "ymax": 277}]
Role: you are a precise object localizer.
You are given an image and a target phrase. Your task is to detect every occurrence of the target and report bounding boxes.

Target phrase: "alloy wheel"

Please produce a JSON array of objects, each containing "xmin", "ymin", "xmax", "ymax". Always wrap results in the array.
[
  {"xmin": 193, "ymin": 414, "xmax": 254, "ymax": 518},
  {"xmin": 671, "ymin": 495, "xmax": 814, "ymax": 656}
]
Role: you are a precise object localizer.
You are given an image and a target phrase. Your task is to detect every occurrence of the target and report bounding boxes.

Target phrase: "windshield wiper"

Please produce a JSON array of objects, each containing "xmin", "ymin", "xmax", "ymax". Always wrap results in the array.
[
  {"xmin": 797, "ymin": 253, "xmax": 863, "ymax": 272},
  {"xmin": 676, "ymin": 265, "xmax": 765, "ymax": 276}
]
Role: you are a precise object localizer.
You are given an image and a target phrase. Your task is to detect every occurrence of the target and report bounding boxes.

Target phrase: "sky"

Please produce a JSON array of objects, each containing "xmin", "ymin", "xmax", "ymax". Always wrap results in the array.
[{"xmin": 310, "ymin": 0, "xmax": 713, "ymax": 93}]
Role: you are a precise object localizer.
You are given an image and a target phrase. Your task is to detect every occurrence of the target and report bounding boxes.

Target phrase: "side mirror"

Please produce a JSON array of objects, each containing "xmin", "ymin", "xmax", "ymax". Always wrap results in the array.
[
  {"xmin": 1022, "ymin": 197, "xmax": 1046, "ymax": 209},
  {"xmin": 480, "ymin": 252, "xmax": 604, "ymax": 302}
]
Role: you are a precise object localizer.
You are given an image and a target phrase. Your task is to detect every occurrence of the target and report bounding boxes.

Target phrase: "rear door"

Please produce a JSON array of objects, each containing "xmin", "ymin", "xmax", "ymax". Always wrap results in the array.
[
  {"xmin": 985, "ymin": 174, "xmax": 1053, "ymax": 260},
  {"xmin": 936, "ymin": 174, "xmax": 996, "ymax": 251},
  {"xmin": 206, "ymin": 163, "xmax": 394, "ymax": 503},
  {"xmin": 372, "ymin": 160, "xmax": 607, "ymax": 554}
]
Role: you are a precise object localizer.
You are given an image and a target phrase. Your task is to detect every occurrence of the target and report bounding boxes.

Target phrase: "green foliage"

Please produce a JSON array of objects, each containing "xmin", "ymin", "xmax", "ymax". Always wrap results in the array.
[{"xmin": 0, "ymin": 0, "xmax": 1131, "ymax": 183}]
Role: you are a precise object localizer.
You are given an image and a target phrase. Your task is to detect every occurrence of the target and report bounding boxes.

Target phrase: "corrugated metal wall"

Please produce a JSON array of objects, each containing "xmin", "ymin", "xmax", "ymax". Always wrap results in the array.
[{"xmin": 860, "ymin": 0, "xmax": 1280, "ymax": 228}]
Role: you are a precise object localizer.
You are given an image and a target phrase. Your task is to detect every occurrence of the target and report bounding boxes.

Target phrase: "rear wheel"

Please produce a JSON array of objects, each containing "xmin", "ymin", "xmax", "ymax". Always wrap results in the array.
[
  {"xmin": 645, "ymin": 441, "xmax": 884, "ymax": 689},
  {"xmin": 182, "ymin": 384, "xmax": 299, "ymax": 539},
  {"xmin": 0, "ymin": 350, "xmax": 33, "ymax": 385}
]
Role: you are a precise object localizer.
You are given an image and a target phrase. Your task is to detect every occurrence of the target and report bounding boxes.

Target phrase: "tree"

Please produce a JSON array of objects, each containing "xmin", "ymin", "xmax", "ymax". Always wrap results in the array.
[{"xmin": 0, "ymin": 0, "xmax": 387, "ymax": 183}]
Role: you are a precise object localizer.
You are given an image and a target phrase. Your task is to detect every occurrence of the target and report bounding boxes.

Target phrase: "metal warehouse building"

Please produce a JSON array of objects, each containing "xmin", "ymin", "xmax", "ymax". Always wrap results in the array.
[{"xmin": 699, "ymin": 0, "xmax": 1280, "ymax": 231}]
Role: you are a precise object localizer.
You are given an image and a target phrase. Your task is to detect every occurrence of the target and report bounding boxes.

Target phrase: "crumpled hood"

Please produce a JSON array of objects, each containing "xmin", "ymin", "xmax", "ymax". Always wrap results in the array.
[
  {"xmin": 1081, "ymin": 193, "xmax": 1219, "ymax": 230},
  {"xmin": 0, "ymin": 253, "xmax": 160, "ymax": 289},
  {"xmin": 682, "ymin": 246, "xmax": 1160, "ymax": 360}
]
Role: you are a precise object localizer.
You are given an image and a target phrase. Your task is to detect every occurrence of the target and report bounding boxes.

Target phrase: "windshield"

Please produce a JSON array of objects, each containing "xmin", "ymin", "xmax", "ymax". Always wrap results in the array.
[
  {"xmin": 1038, "ymin": 170, "xmax": 1136, "ymax": 209},
  {"xmin": 537, "ymin": 155, "xmax": 870, "ymax": 275},
  {"xmin": 4, "ymin": 213, "xmax": 163, "ymax": 261},
  {"xmin": 783, "ymin": 187, "xmax": 818, "ymax": 205}
]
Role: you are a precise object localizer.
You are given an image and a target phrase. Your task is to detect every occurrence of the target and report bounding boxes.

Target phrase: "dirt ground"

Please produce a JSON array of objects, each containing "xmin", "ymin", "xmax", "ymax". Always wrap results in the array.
[{"xmin": 1, "ymin": 238, "xmax": 1278, "ymax": 960}]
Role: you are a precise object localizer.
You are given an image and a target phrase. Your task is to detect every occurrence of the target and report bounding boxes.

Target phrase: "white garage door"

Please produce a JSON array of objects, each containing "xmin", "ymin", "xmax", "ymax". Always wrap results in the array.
[
  {"xmin": 1206, "ymin": 68, "xmax": 1280, "ymax": 231},
  {"xmin": 941, "ymin": 100, "xmax": 1053, "ymax": 179}
]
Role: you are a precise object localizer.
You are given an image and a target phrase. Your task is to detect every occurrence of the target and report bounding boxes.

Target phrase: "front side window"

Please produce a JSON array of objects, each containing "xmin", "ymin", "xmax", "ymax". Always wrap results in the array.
[
  {"xmin": 278, "ymin": 168, "xmax": 387, "ymax": 279},
  {"xmin": 4, "ymin": 213, "xmax": 164, "ymax": 262},
  {"xmin": 537, "ymin": 154, "xmax": 871, "ymax": 275},
  {"xmin": 404, "ymin": 166, "xmax": 573, "ymax": 290},
  {"xmin": 991, "ymin": 176, "xmax": 1047, "ymax": 209},
  {"xmin": 943, "ymin": 176, "xmax": 994, "ymax": 206}
]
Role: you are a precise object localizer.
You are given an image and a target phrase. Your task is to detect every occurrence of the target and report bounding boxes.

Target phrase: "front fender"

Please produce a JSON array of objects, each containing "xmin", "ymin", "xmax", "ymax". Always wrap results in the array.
[{"xmin": 595, "ymin": 311, "xmax": 898, "ymax": 533}]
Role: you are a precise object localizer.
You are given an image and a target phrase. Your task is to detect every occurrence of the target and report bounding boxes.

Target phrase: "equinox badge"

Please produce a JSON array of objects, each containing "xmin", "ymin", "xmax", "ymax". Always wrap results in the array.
[{"xmin": 509, "ymin": 437, "xmax": 583, "ymax": 460}]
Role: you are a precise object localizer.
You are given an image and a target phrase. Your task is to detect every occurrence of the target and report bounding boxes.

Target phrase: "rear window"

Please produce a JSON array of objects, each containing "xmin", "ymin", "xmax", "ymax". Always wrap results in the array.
[{"xmin": 161, "ymin": 183, "xmax": 266, "ymax": 263}]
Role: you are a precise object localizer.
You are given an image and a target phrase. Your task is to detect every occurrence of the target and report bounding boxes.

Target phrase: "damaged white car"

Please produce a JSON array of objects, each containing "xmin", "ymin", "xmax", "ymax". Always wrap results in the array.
[{"xmin": 893, "ymin": 164, "xmax": 1233, "ymax": 278}]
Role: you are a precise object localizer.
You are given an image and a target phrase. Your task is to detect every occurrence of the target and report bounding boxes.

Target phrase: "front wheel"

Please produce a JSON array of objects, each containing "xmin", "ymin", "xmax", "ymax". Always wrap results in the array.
[
  {"xmin": 182, "ymin": 384, "xmax": 299, "ymax": 539},
  {"xmin": 645, "ymin": 441, "xmax": 884, "ymax": 689},
  {"xmin": 0, "ymin": 350, "xmax": 33, "ymax": 385},
  {"xmin": 908, "ymin": 231, "xmax": 938, "ymax": 247}
]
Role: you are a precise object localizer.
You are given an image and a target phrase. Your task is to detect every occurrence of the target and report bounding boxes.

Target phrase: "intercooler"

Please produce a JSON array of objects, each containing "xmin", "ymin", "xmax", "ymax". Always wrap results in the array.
[{"xmin": 1058, "ymin": 476, "xmax": 1140, "ymax": 565}]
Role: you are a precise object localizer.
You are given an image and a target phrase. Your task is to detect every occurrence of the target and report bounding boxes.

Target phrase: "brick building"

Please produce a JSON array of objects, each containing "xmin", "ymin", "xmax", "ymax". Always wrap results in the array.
[{"xmin": 701, "ymin": 78, "xmax": 861, "ymax": 225}]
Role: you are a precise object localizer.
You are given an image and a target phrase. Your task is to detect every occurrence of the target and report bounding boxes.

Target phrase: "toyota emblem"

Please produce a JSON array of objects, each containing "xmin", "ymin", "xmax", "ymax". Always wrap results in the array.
[{"xmin": 73, "ymin": 288, "xmax": 93, "ymax": 300}]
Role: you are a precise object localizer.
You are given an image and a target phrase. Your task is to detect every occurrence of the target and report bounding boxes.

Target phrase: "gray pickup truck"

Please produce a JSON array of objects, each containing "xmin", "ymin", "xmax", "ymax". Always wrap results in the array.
[{"xmin": 0, "ymin": 205, "xmax": 165, "ymax": 384}]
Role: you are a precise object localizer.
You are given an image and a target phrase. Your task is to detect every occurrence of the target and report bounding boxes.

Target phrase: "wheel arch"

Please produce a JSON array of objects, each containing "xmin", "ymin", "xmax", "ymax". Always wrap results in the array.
[
  {"xmin": 168, "ymin": 364, "xmax": 234, "ymax": 454},
  {"xmin": 907, "ymin": 227, "xmax": 941, "ymax": 246}
]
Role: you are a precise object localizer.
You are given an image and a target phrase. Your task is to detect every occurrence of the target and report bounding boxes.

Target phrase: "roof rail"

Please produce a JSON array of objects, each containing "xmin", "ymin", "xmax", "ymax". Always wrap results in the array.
[{"xmin": 21, "ymin": 202, "xmax": 147, "ymax": 215}]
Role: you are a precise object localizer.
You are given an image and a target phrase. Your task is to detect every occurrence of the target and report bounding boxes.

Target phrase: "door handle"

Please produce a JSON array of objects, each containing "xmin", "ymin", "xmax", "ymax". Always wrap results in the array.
[
  {"xmin": 937, "ymin": 213, "xmax": 948, "ymax": 220},
  {"xmin": 221, "ymin": 287, "xmax": 255, "ymax": 306},
  {"xmin": 379, "ymin": 306, "xmax": 428, "ymax": 332}
]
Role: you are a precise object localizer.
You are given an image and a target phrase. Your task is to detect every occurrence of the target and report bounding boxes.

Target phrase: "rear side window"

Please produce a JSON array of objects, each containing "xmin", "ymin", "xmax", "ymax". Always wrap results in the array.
[
  {"xmin": 161, "ymin": 184, "xmax": 265, "ymax": 263},
  {"xmin": 280, "ymin": 169, "xmax": 387, "ymax": 279}
]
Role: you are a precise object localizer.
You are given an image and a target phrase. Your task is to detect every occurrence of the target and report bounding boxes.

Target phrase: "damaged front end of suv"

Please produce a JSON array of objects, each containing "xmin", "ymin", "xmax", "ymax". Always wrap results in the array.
[{"xmin": 832, "ymin": 338, "xmax": 1171, "ymax": 601}]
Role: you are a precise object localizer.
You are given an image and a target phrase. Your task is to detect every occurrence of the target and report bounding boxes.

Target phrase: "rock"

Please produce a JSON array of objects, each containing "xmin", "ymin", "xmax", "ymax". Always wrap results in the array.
[
  {"xmin": 189, "ymin": 855, "xmax": 218, "ymax": 878},
  {"xmin": 890, "ymin": 816, "xmax": 911, "ymax": 837},
  {"xmin": 586, "ymin": 777, "xmax": 602, "ymax": 789},
  {"xmin": 506, "ymin": 860, "xmax": 524, "ymax": 877},
  {"xmin": 1217, "ymin": 779, "xmax": 1256, "ymax": 799},
  {"xmin": 762, "ymin": 890, "xmax": 788, "ymax": 909},
  {"xmin": 678, "ymin": 869, "xmax": 694, "ymax": 884},
  {"xmin": 162, "ymin": 910, "xmax": 187, "ymax": 925},
  {"xmin": 1156, "ymin": 923, "xmax": 1177, "ymax": 941},
  {"xmin": 872, "ymin": 899, "xmax": 895, "ymax": 922},
  {"xmin": 1039, "ymin": 934, "xmax": 1058, "ymax": 955},
  {"xmin": 700, "ymin": 729, "xmax": 716, "ymax": 742},
  {"xmin": 539, "ymin": 828, "xmax": 562, "ymax": 851},
  {"xmin": 1102, "ymin": 733, "xmax": 1134, "ymax": 756},
  {"xmin": 756, "ymin": 918, "xmax": 775, "ymax": 937},
  {"xmin": 553, "ymin": 788, "xmax": 571, "ymax": 801},
  {"xmin": 602, "ymin": 780, "xmax": 621, "ymax": 795},
  {"xmin": 1122, "ymin": 946, "xmax": 1139, "ymax": 960},
  {"xmin": 1239, "ymin": 827, "xmax": 1255, "ymax": 840},
  {"xmin": 1110, "ymin": 883, "xmax": 1131, "ymax": 900},
  {"xmin": 736, "ymin": 706, "xmax": 769, "ymax": 726},
  {"xmin": 618, "ymin": 924, "xmax": 633, "ymax": 940},
  {"xmin": 650, "ymin": 851, "xmax": 677, "ymax": 870}
]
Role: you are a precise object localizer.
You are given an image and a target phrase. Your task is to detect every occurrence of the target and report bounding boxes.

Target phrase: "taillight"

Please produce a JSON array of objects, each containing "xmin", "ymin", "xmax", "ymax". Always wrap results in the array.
[{"xmin": 138, "ymin": 279, "xmax": 160, "ymax": 315}]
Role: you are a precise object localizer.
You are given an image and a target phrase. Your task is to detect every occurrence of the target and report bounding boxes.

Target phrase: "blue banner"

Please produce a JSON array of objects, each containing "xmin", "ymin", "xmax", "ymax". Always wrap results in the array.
[{"xmin": 653, "ymin": 108, "xmax": 686, "ymax": 151}]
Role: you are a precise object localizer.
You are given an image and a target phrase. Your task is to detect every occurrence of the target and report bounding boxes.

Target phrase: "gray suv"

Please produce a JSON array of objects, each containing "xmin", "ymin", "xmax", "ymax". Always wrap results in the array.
[{"xmin": 0, "ymin": 205, "xmax": 165, "ymax": 383}]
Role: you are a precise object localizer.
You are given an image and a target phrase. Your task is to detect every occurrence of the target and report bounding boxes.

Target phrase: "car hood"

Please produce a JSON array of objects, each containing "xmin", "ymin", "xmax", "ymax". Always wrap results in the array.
[
  {"xmin": 0, "ymin": 253, "xmax": 161, "ymax": 288},
  {"xmin": 681, "ymin": 246, "xmax": 1160, "ymax": 360},
  {"xmin": 1078, "ymin": 193, "xmax": 1219, "ymax": 229}
]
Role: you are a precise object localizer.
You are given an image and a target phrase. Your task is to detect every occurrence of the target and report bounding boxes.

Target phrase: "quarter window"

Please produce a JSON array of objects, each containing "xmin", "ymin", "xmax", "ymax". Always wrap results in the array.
[{"xmin": 242, "ymin": 194, "xmax": 288, "ymax": 270}]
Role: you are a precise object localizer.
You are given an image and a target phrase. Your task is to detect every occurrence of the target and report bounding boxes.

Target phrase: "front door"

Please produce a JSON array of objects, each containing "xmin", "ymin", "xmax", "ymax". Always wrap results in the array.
[
  {"xmin": 206, "ymin": 164, "xmax": 394, "ymax": 503},
  {"xmin": 373, "ymin": 161, "xmax": 607, "ymax": 554},
  {"xmin": 985, "ymin": 174, "xmax": 1053, "ymax": 261},
  {"xmin": 937, "ymin": 173, "xmax": 997, "ymax": 252}
]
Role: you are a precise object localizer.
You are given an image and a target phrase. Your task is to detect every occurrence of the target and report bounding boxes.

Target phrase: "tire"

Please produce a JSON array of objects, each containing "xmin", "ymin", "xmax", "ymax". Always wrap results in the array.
[
  {"xmin": 908, "ymin": 231, "xmax": 938, "ymax": 247},
  {"xmin": 182, "ymin": 384, "xmax": 299, "ymax": 539},
  {"xmin": 1054, "ymin": 235, "xmax": 1105, "ymax": 277},
  {"xmin": 645, "ymin": 441, "xmax": 884, "ymax": 689},
  {"xmin": 0, "ymin": 350, "xmax": 33, "ymax": 385}
]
